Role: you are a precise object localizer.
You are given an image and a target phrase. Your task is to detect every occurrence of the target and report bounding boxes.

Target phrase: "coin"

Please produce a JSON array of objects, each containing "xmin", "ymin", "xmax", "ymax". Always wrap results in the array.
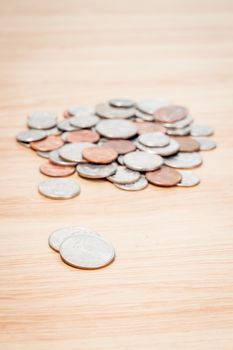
[
  {"xmin": 136, "ymin": 98, "xmax": 171, "ymax": 115},
  {"xmin": 66, "ymin": 130, "xmax": 100, "ymax": 143},
  {"xmin": 67, "ymin": 106, "xmax": 95, "ymax": 117},
  {"xmin": 60, "ymin": 234, "xmax": 115, "ymax": 269},
  {"xmin": 45, "ymin": 127, "xmax": 62, "ymax": 136},
  {"xmin": 27, "ymin": 111, "xmax": 57, "ymax": 130},
  {"xmin": 166, "ymin": 126, "xmax": 191, "ymax": 136},
  {"xmin": 109, "ymin": 98, "xmax": 135, "ymax": 108},
  {"xmin": 37, "ymin": 150, "xmax": 51, "ymax": 159},
  {"xmin": 96, "ymin": 119, "xmax": 137, "ymax": 139},
  {"xmin": 164, "ymin": 152, "xmax": 202, "ymax": 169},
  {"xmin": 194, "ymin": 137, "xmax": 217, "ymax": 151},
  {"xmin": 191, "ymin": 124, "xmax": 214, "ymax": 137},
  {"xmin": 177, "ymin": 170, "xmax": 200, "ymax": 187},
  {"xmin": 136, "ymin": 121, "xmax": 166, "ymax": 135},
  {"xmin": 83, "ymin": 146, "xmax": 118, "ymax": 164},
  {"xmin": 16, "ymin": 130, "xmax": 46, "ymax": 142},
  {"xmin": 40, "ymin": 162, "xmax": 75, "ymax": 177},
  {"xmin": 31, "ymin": 136, "xmax": 64, "ymax": 151},
  {"xmin": 57, "ymin": 119, "xmax": 78, "ymax": 132},
  {"xmin": 172, "ymin": 136, "xmax": 200, "ymax": 152},
  {"xmin": 63, "ymin": 110, "xmax": 71, "ymax": 118},
  {"xmin": 49, "ymin": 149, "xmax": 77, "ymax": 166},
  {"xmin": 59, "ymin": 142, "xmax": 93, "ymax": 162},
  {"xmin": 107, "ymin": 166, "xmax": 140, "ymax": 184},
  {"xmin": 77, "ymin": 162, "xmax": 117, "ymax": 179},
  {"xmin": 146, "ymin": 166, "xmax": 181, "ymax": 187},
  {"xmin": 104, "ymin": 139, "xmax": 136, "ymax": 155},
  {"xmin": 70, "ymin": 114, "xmax": 100, "ymax": 128},
  {"xmin": 134, "ymin": 109, "xmax": 155, "ymax": 121},
  {"xmin": 96, "ymin": 103, "xmax": 135, "ymax": 119},
  {"xmin": 135, "ymin": 138, "xmax": 180, "ymax": 156},
  {"xmin": 38, "ymin": 178, "xmax": 81, "ymax": 199},
  {"xmin": 117, "ymin": 155, "xmax": 125, "ymax": 165},
  {"xmin": 154, "ymin": 105, "xmax": 188, "ymax": 123},
  {"xmin": 114, "ymin": 176, "xmax": 148, "ymax": 191},
  {"xmin": 48, "ymin": 226, "xmax": 100, "ymax": 252},
  {"xmin": 138, "ymin": 132, "xmax": 170, "ymax": 148},
  {"xmin": 163, "ymin": 115, "xmax": 193, "ymax": 129},
  {"xmin": 123, "ymin": 151, "xmax": 163, "ymax": 171}
]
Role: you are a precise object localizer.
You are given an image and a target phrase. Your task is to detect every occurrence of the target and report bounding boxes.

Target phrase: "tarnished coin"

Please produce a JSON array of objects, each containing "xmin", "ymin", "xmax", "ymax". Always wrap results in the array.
[
  {"xmin": 191, "ymin": 124, "xmax": 214, "ymax": 137},
  {"xmin": 77, "ymin": 162, "xmax": 117, "ymax": 179},
  {"xmin": 60, "ymin": 234, "xmax": 115, "ymax": 269},
  {"xmin": 70, "ymin": 114, "xmax": 100, "ymax": 128},
  {"xmin": 134, "ymin": 109, "xmax": 155, "ymax": 121},
  {"xmin": 67, "ymin": 106, "xmax": 95, "ymax": 117},
  {"xmin": 57, "ymin": 119, "xmax": 78, "ymax": 132},
  {"xmin": 49, "ymin": 149, "xmax": 77, "ymax": 166},
  {"xmin": 136, "ymin": 121, "xmax": 166, "ymax": 135},
  {"xmin": 107, "ymin": 166, "xmax": 140, "ymax": 184},
  {"xmin": 172, "ymin": 136, "xmax": 200, "ymax": 152},
  {"xmin": 194, "ymin": 137, "xmax": 217, "ymax": 151},
  {"xmin": 66, "ymin": 130, "xmax": 100, "ymax": 143},
  {"xmin": 154, "ymin": 105, "xmax": 188, "ymax": 123},
  {"xmin": 59, "ymin": 142, "xmax": 93, "ymax": 162},
  {"xmin": 138, "ymin": 132, "xmax": 170, "ymax": 148},
  {"xmin": 16, "ymin": 130, "xmax": 46, "ymax": 142},
  {"xmin": 109, "ymin": 98, "xmax": 135, "ymax": 108},
  {"xmin": 146, "ymin": 166, "xmax": 181, "ymax": 187},
  {"xmin": 49, "ymin": 226, "xmax": 100, "ymax": 252},
  {"xmin": 37, "ymin": 150, "xmax": 51, "ymax": 159},
  {"xmin": 166, "ymin": 126, "xmax": 191, "ymax": 136},
  {"xmin": 31, "ymin": 136, "xmax": 64, "ymax": 151},
  {"xmin": 163, "ymin": 115, "xmax": 193, "ymax": 129},
  {"xmin": 40, "ymin": 162, "xmax": 75, "ymax": 177},
  {"xmin": 123, "ymin": 151, "xmax": 163, "ymax": 171},
  {"xmin": 164, "ymin": 152, "xmax": 202, "ymax": 169},
  {"xmin": 104, "ymin": 139, "xmax": 136, "ymax": 155},
  {"xmin": 38, "ymin": 178, "xmax": 81, "ymax": 199},
  {"xmin": 114, "ymin": 176, "xmax": 148, "ymax": 191},
  {"xmin": 96, "ymin": 119, "xmax": 137, "ymax": 139},
  {"xmin": 135, "ymin": 138, "xmax": 180, "ymax": 156},
  {"xmin": 136, "ymin": 98, "xmax": 171, "ymax": 115},
  {"xmin": 177, "ymin": 170, "xmax": 200, "ymax": 187},
  {"xmin": 27, "ymin": 111, "xmax": 57, "ymax": 130},
  {"xmin": 83, "ymin": 146, "xmax": 118, "ymax": 164},
  {"xmin": 96, "ymin": 103, "xmax": 135, "ymax": 119}
]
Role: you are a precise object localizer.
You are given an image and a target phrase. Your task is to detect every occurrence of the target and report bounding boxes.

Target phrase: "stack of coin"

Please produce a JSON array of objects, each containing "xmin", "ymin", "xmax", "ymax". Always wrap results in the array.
[{"xmin": 16, "ymin": 98, "xmax": 217, "ymax": 196}]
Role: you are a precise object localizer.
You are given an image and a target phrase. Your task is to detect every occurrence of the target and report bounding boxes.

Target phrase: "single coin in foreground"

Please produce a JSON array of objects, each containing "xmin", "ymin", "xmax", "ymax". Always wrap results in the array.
[
  {"xmin": 136, "ymin": 121, "xmax": 166, "ymax": 135},
  {"xmin": 109, "ymin": 98, "xmax": 135, "ymax": 108},
  {"xmin": 38, "ymin": 178, "xmax": 81, "ymax": 199},
  {"xmin": 60, "ymin": 234, "xmax": 115, "ymax": 269},
  {"xmin": 123, "ymin": 151, "xmax": 163, "ymax": 171},
  {"xmin": 31, "ymin": 136, "xmax": 64, "ymax": 151},
  {"xmin": 107, "ymin": 166, "xmax": 140, "ymax": 184},
  {"xmin": 114, "ymin": 176, "xmax": 148, "ymax": 191},
  {"xmin": 146, "ymin": 166, "xmax": 181, "ymax": 187},
  {"xmin": 164, "ymin": 152, "xmax": 202, "ymax": 169},
  {"xmin": 16, "ymin": 130, "xmax": 46, "ymax": 143},
  {"xmin": 40, "ymin": 162, "xmax": 75, "ymax": 177},
  {"xmin": 172, "ymin": 136, "xmax": 200, "ymax": 152},
  {"xmin": 77, "ymin": 162, "xmax": 117, "ymax": 179},
  {"xmin": 96, "ymin": 119, "xmax": 137, "ymax": 139},
  {"xmin": 194, "ymin": 137, "xmax": 217, "ymax": 151},
  {"xmin": 191, "ymin": 124, "xmax": 214, "ymax": 137},
  {"xmin": 177, "ymin": 170, "xmax": 200, "ymax": 187},
  {"xmin": 138, "ymin": 132, "xmax": 170, "ymax": 148},
  {"xmin": 154, "ymin": 105, "xmax": 188, "ymax": 123},
  {"xmin": 83, "ymin": 146, "xmax": 118, "ymax": 164},
  {"xmin": 103, "ymin": 139, "xmax": 136, "ymax": 155},
  {"xmin": 66, "ymin": 130, "xmax": 100, "ymax": 143}
]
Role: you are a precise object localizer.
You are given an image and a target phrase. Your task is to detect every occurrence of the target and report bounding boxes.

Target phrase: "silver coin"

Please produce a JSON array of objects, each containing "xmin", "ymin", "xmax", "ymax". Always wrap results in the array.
[
  {"xmin": 17, "ymin": 141, "xmax": 31, "ymax": 148},
  {"xmin": 134, "ymin": 109, "xmax": 155, "ymax": 121},
  {"xmin": 16, "ymin": 129, "xmax": 46, "ymax": 142},
  {"xmin": 96, "ymin": 119, "xmax": 137, "ymax": 139},
  {"xmin": 164, "ymin": 152, "xmax": 202, "ymax": 169},
  {"xmin": 57, "ymin": 119, "xmax": 78, "ymax": 132},
  {"xmin": 49, "ymin": 149, "xmax": 77, "ymax": 166},
  {"xmin": 135, "ymin": 138, "xmax": 179, "ymax": 156},
  {"xmin": 67, "ymin": 106, "xmax": 95, "ymax": 117},
  {"xmin": 77, "ymin": 162, "xmax": 117, "ymax": 179},
  {"xmin": 163, "ymin": 115, "xmax": 193, "ymax": 129},
  {"xmin": 117, "ymin": 155, "xmax": 125, "ymax": 165},
  {"xmin": 166, "ymin": 126, "xmax": 191, "ymax": 136},
  {"xmin": 61, "ymin": 132, "xmax": 69, "ymax": 142},
  {"xmin": 45, "ymin": 127, "xmax": 61, "ymax": 136},
  {"xmin": 177, "ymin": 170, "xmax": 200, "ymax": 187},
  {"xmin": 49, "ymin": 226, "xmax": 100, "ymax": 252},
  {"xmin": 114, "ymin": 176, "xmax": 148, "ymax": 191},
  {"xmin": 60, "ymin": 234, "xmax": 115, "ymax": 269},
  {"xmin": 136, "ymin": 98, "xmax": 171, "ymax": 115},
  {"xmin": 59, "ymin": 143, "xmax": 93, "ymax": 162},
  {"xmin": 191, "ymin": 124, "xmax": 214, "ymax": 137},
  {"xmin": 107, "ymin": 166, "xmax": 140, "ymax": 184},
  {"xmin": 123, "ymin": 151, "xmax": 163, "ymax": 171},
  {"xmin": 37, "ymin": 150, "xmax": 51, "ymax": 159},
  {"xmin": 70, "ymin": 114, "xmax": 100, "ymax": 128},
  {"xmin": 194, "ymin": 137, "xmax": 217, "ymax": 151},
  {"xmin": 138, "ymin": 132, "xmax": 170, "ymax": 147},
  {"xmin": 38, "ymin": 178, "xmax": 81, "ymax": 199},
  {"xmin": 109, "ymin": 98, "xmax": 135, "ymax": 108},
  {"xmin": 96, "ymin": 103, "xmax": 135, "ymax": 119},
  {"xmin": 27, "ymin": 111, "xmax": 57, "ymax": 130}
]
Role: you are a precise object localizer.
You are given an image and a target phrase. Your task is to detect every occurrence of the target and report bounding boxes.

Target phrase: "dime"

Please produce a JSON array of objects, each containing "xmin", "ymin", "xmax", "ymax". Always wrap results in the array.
[
  {"xmin": 39, "ymin": 161, "xmax": 75, "ymax": 177},
  {"xmin": 138, "ymin": 132, "xmax": 170, "ymax": 148},
  {"xmin": 177, "ymin": 170, "xmax": 200, "ymax": 187},
  {"xmin": 154, "ymin": 105, "xmax": 188, "ymax": 123},
  {"xmin": 77, "ymin": 162, "xmax": 117, "ymax": 179},
  {"xmin": 104, "ymin": 139, "xmax": 136, "ymax": 155},
  {"xmin": 57, "ymin": 119, "xmax": 78, "ymax": 132},
  {"xmin": 31, "ymin": 136, "xmax": 64, "ymax": 151},
  {"xmin": 37, "ymin": 150, "xmax": 51, "ymax": 159},
  {"xmin": 172, "ymin": 136, "xmax": 200, "ymax": 152},
  {"xmin": 38, "ymin": 178, "xmax": 81, "ymax": 199},
  {"xmin": 134, "ymin": 109, "xmax": 155, "ymax": 121},
  {"xmin": 191, "ymin": 124, "xmax": 214, "ymax": 137},
  {"xmin": 109, "ymin": 98, "xmax": 135, "ymax": 108},
  {"xmin": 96, "ymin": 119, "xmax": 137, "ymax": 139},
  {"xmin": 136, "ymin": 121, "xmax": 166, "ymax": 135},
  {"xmin": 194, "ymin": 137, "xmax": 217, "ymax": 151},
  {"xmin": 83, "ymin": 146, "xmax": 118, "ymax": 164},
  {"xmin": 66, "ymin": 130, "xmax": 100, "ymax": 143},
  {"xmin": 16, "ymin": 130, "xmax": 46, "ymax": 142},
  {"xmin": 96, "ymin": 103, "xmax": 135, "ymax": 119},
  {"xmin": 59, "ymin": 142, "xmax": 93, "ymax": 162},
  {"xmin": 49, "ymin": 149, "xmax": 77, "ymax": 166},
  {"xmin": 164, "ymin": 152, "xmax": 202, "ymax": 169},
  {"xmin": 163, "ymin": 115, "xmax": 193, "ymax": 129},
  {"xmin": 70, "ymin": 114, "xmax": 100, "ymax": 128},
  {"xmin": 166, "ymin": 126, "xmax": 191, "ymax": 136},
  {"xmin": 27, "ymin": 111, "xmax": 57, "ymax": 130},
  {"xmin": 107, "ymin": 166, "xmax": 140, "ymax": 184},
  {"xmin": 60, "ymin": 234, "xmax": 115, "ymax": 269},
  {"xmin": 136, "ymin": 98, "xmax": 171, "ymax": 115},
  {"xmin": 114, "ymin": 176, "xmax": 148, "ymax": 191},
  {"xmin": 135, "ymin": 138, "xmax": 180, "ymax": 156},
  {"xmin": 67, "ymin": 106, "xmax": 95, "ymax": 117},
  {"xmin": 146, "ymin": 166, "xmax": 181, "ymax": 187},
  {"xmin": 123, "ymin": 151, "xmax": 163, "ymax": 171}
]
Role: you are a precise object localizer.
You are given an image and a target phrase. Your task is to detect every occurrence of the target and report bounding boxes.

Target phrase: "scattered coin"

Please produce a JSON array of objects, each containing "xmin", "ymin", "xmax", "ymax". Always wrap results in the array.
[
  {"xmin": 16, "ymin": 130, "xmax": 46, "ymax": 142},
  {"xmin": 109, "ymin": 98, "xmax": 135, "ymax": 108},
  {"xmin": 83, "ymin": 146, "xmax": 118, "ymax": 164},
  {"xmin": 124, "ymin": 151, "xmax": 163, "ymax": 171},
  {"xmin": 96, "ymin": 103, "xmax": 135, "ymax": 119},
  {"xmin": 40, "ymin": 162, "xmax": 75, "ymax": 177},
  {"xmin": 107, "ymin": 166, "xmax": 140, "ymax": 184},
  {"xmin": 177, "ymin": 170, "xmax": 200, "ymax": 187},
  {"xmin": 172, "ymin": 136, "xmax": 200, "ymax": 152},
  {"xmin": 96, "ymin": 119, "xmax": 137, "ymax": 139},
  {"xmin": 194, "ymin": 137, "xmax": 217, "ymax": 151},
  {"xmin": 136, "ymin": 121, "xmax": 166, "ymax": 135},
  {"xmin": 154, "ymin": 105, "xmax": 188, "ymax": 123},
  {"xmin": 66, "ymin": 130, "xmax": 100, "ymax": 143},
  {"xmin": 136, "ymin": 98, "xmax": 171, "ymax": 115},
  {"xmin": 70, "ymin": 114, "xmax": 100, "ymax": 128},
  {"xmin": 164, "ymin": 152, "xmax": 202, "ymax": 169},
  {"xmin": 59, "ymin": 142, "xmax": 93, "ymax": 162},
  {"xmin": 38, "ymin": 178, "xmax": 81, "ymax": 199},
  {"xmin": 146, "ymin": 166, "xmax": 181, "ymax": 187},
  {"xmin": 31, "ymin": 135, "xmax": 64, "ymax": 152},
  {"xmin": 138, "ymin": 132, "xmax": 170, "ymax": 148},
  {"xmin": 77, "ymin": 162, "xmax": 117, "ymax": 179},
  {"xmin": 104, "ymin": 139, "xmax": 136, "ymax": 155},
  {"xmin": 191, "ymin": 124, "xmax": 214, "ymax": 137},
  {"xmin": 49, "ymin": 149, "xmax": 77, "ymax": 166},
  {"xmin": 114, "ymin": 176, "xmax": 148, "ymax": 191},
  {"xmin": 27, "ymin": 111, "xmax": 57, "ymax": 130}
]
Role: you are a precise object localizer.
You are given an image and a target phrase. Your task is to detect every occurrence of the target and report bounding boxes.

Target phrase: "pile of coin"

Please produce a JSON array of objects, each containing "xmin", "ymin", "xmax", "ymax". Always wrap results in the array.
[{"xmin": 16, "ymin": 98, "xmax": 217, "ymax": 198}]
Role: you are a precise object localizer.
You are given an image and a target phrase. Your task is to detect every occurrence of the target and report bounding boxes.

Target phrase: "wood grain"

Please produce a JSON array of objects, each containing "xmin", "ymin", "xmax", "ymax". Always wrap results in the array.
[{"xmin": 0, "ymin": 1, "xmax": 233, "ymax": 349}]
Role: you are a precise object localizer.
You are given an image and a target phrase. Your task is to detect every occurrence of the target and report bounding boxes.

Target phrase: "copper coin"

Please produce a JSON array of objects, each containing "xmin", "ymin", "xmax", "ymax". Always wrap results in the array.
[
  {"xmin": 172, "ymin": 136, "xmax": 200, "ymax": 152},
  {"xmin": 154, "ymin": 105, "xmax": 188, "ymax": 123},
  {"xmin": 83, "ymin": 146, "xmax": 118, "ymax": 164},
  {"xmin": 146, "ymin": 166, "xmax": 181, "ymax": 187},
  {"xmin": 31, "ymin": 136, "xmax": 64, "ymax": 151},
  {"xmin": 40, "ymin": 161, "xmax": 75, "ymax": 177},
  {"xmin": 136, "ymin": 121, "xmax": 166, "ymax": 135},
  {"xmin": 104, "ymin": 139, "xmax": 136, "ymax": 155},
  {"xmin": 63, "ymin": 110, "xmax": 71, "ymax": 118},
  {"xmin": 66, "ymin": 130, "xmax": 100, "ymax": 143}
]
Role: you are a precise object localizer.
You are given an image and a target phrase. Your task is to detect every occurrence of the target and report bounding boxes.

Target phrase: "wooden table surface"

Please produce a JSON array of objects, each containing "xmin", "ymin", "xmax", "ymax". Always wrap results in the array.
[{"xmin": 1, "ymin": 1, "xmax": 233, "ymax": 349}]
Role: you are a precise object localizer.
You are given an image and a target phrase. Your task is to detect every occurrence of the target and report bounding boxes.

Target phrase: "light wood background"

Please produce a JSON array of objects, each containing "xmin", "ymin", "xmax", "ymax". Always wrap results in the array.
[{"xmin": 0, "ymin": 1, "xmax": 233, "ymax": 349}]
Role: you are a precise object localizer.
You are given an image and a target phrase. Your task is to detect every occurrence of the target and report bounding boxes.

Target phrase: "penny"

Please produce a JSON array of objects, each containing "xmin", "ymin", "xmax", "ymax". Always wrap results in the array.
[
  {"xmin": 136, "ymin": 98, "xmax": 171, "ymax": 115},
  {"xmin": 27, "ymin": 111, "xmax": 57, "ymax": 130},
  {"xmin": 83, "ymin": 146, "xmax": 118, "ymax": 164},
  {"xmin": 104, "ymin": 139, "xmax": 136, "ymax": 155},
  {"xmin": 57, "ymin": 119, "xmax": 78, "ymax": 132},
  {"xmin": 146, "ymin": 166, "xmax": 181, "ymax": 187},
  {"xmin": 40, "ymin": 161, "xmax": 75, "ymax": 177},
  {"xmin": 66, "ymin": 130, "xmax": 100, "ymax": 143},
  {"xmin": 172, "ymin": 136, "xmax": 200, "ymax": 152},
  {"xmin": 31, "ymin": 136, "xmax": 64, "ymax": 151},
  {"xmin": 49, "ymin": 149, "xmax": 77, "ymax": 166},
  {"xmin": 38, "ymin": 178, "xmax": 81, "ymax": 199},
  {"xmin": 70, "ymin": 114, "xmax": 100, "ymax": 128},
  {"xmin": 164, "ymin": 152, "xmax": 202, "ymax": 169},
  {"xmin": 67, "ymin": 106, "xmax": 95, "ymax": 117},
  {"xmin": 77, "ymin": 162, "xmax": 117, "ymax": 179},
  {"xmin": 96, "ymin": 119, "xmax": 137, "ymax": 139},
  {"xmin": 59, "ymin": 142, "xmax": 93, "ymax": 162},
  {"xmin": 177, "ymin": 170, "xmax": 200, "ymax": 187},
  {"xmin": 136, "ymin": 121, "xmax": 166, "ymax": 135},
  {"xmin": 191, "ymin": 124, "xmax": 214, "ymax": 137},
  {"xmin": 163, "ymin": 115, "xmax": 193, "ymax": 129},
  {"xmin": 109, "ymin": 98, "xmax": 135, "ymax": 108},
  {"xmin": 138, "ymin": 132, "xmax": 170, "ymax": 148},
  {"xmin": 60, "ymin": 234, "xmax": 115, "ymax": 269},
  {"xmin": 37, "ymin": 150, "xmax": 51, "ymax": 159},
  {"xmin": 107, "ymin": 166, "xmax": 140, "ymax": 184},
  {"xmin": 135, "ymin": 138, "xmax": 180, "ymax": 156},
  {"xmin": 154, "ymin": 105, "xmax": 188, "ymax": 123},
  {"xmin": 114, "ymin": 176, "xmax": 148, "ymax": 191},
  {"xmin": 134, "ymin": 109, "xmax": 155, "ymax": 121},
  {"xmin": 96, "ymin": 103, "xmax": 135, "ymax": 119},
  {"xmin": 16, "ymin": 130, "xmax": 46, "ymax": 142},
  {"xmin": 123, "ymin": 151, "xmax": 163, "ymax": 171},
  {"xmin": 166, "ymin": 126, "xmax": 191, "ymax": 136},
  {"xmin": 194, "ymin": 137, "xmax": 217, "ymax": 151}
]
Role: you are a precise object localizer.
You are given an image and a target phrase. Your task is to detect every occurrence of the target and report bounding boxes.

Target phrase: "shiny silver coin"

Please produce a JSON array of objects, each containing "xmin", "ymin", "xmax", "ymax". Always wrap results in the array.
[
  {"xmin": 123, "ymin": 151, "xmax": 163, "ymax": 171},
  {"xmin": 77, "ymin": 162, "xmax": 117, "ymax": 179},
  {"xmin": 114, "ymin": 176, "xmax": 148, "ymax": 191},
  {"xmin": 136, "ymin": 98, "xmax": 171, "ymax": 115},
  {"xmin": 163, "ymin": 115, "xmax": 193, "ymax": 129},
  {"xmin": 194, "ymin": 137, "xmax": 217, "ymax": 151},
  {"xmin": 60, "ymin": 234, "xmax": 115, "ymax": 269},
  {"xmin": 96, "ymin": 119, "xmax": 137, "ymax": 139},
  {"xmin": 67, "ymin": 106, "xmax": 95, "ymax": 117},
  {"xmin": 57, "ymin": 119, "xmax": 78, "ymax": 132},
  {"xmin": 16, "ymin": 129, "xmax": 46, "ymax": 142},
  {"xmin": 109, "ymin": 98, "xmax": 135, "ymax": 108},
  {"xmin": 59, "ymin": 142, "xmax": 93, "ymax": 162},
  {"xmin": 164, "ymin": 152, "xmax": 202, "ymax": 169},
  {"xmin": 134, "ymin": 109, "xmax": 155, "ymax": 121},
  {"xmin": 45, "ymin": 127, "xmax": 61, "ymax": 136},
  {"xmin": 27, "ymin": 111, "xmax": 57, "ymax": 130},
  {"xmin": 117, "ymin": 155, "xmax": 125, "ymax": 165},
  {"xmin": 37, "ymin": 150, "xmax": 51, "ymax": 159},
  {"xmin": 177, "ymin": 170, "xmax": 200, "ymax": 187},
  {"xmin": 135, "ymin": 138, "xmax": 179, "ymax": 156},
  {"xmin": 96, "ymin": 103, "xmax": 135, "ymax": 119},
  {"xmin": 138, "ymin": 132, "xmax": 170, "ymax": 147},
  {"xmin": 17, "ymin": 141, "xmax": 31, "ymax": 148},
  {"xmin": 38, "ymin": 178, "xmax": 81, "ymax": 199},
  {"xmin": 191, "ymin": 124, "xmax": 214, "ymax": 137},
  {"xmin": 70, "ymin": 114, "xmax": 100, "ymax": 128},
  {"xmin": 166, "ymin": 126, "xmax": 191, "ymax": 136},
  {"xmin": 49, "ymin": 226, "xmax": 100, "ymax": 252},
  {"xmin": 107, "ymin": 166, "xmax": 140, "ymax": 184},
  {"xmin": 49, "ymin": 149, "xmax": 77, "ymax": 166}
]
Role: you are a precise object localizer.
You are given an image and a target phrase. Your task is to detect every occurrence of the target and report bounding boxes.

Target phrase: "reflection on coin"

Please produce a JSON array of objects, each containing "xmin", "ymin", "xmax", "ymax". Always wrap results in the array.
[
  {"xmin": 77, "ymin": 162, "xmax": 117, "ymax": 179},
  {"xmin": 136, "ymin": 98, "xmax": 171, "ymax": 115},
  {"xmin": 139, "ymin": 132, "xmax": 170, "ymax": 147},
  {"xmin": 194, "ymin": 137, "xmax": 217, "ymax": 151},
  {"xmin": 83, "ymin": 146, "xmax": 118, "ymax": 164},
  {"xmin": 96, "ymin": 103, "xmax": 134, "ymax": 119},
  {"xmin": 96, "ymin": 119, "xmax": 137, "ymax": 139},
  {"xmin": 114, "ymin": 176, "xmax": 148, "ymax": 191},
  {"xmin": 146, "ymin": 166, "xmax": 181, "ymax": 187},
  {"xmin": 27, "ymin": 111, "xmax": 57, "ymax": 130},
  {"xmin": 66, "ymin": 130, "xmax": 100, "ymax": 143},
  {"xmin": 163, "ymin": 115, "xmax": 193, "ymax": 129},
  {"xmin": 155, "ymin": 105, "xmax": 188, "ymax": 123},
  {"xmin": 38, "ymin": 178, "xmax": 81, "ymax": 199},
  {"xmin": 124, "ymin": 151, "xmax": 163, "ymax": 171},
  {"xmin": 49, "ymin": 149, "xmax": 77, "ymax": 166},
  {"xmin": 136, "ymin": 121, "xmax": 166, "ymax": 135},
  {"xmin": 37, "ymin": 150, "xmax": 51, "ymax": 159},
  {"xmin": 57, "ymin": 119, "xmax": 78, "ymax": 132},
  {"xmin": 177, "ymin": 170, "xmax": 200, "ymax": 187},
  {"xmin": 59, "ymin": 142, "xmax": 93, "ymax": 162},
  {"xmin": 70, "ymin": 114, "xmax": 100, "ymax": 128},
  {"xmin": 191, "ymin": 124, "xmax": 214, "ymax": 137},
  {"xmin": 60, "ymin": 234, "xmax": 115, "ymax": 269},
  {"xmin": 107, "ymin": 166, "xmax": 140, "ymax": 184},
  {"xmin": 16, "ymin": 130, "xmax": 46, "ymax": 142},
  {"xmin": 104, "ymin": 139, "xmax": 136, "ymax": 155},
  {"xmin": 31, "ymin": 136, "xmax": 64, "ymax": 151},
  {"xmin": 135, "ymin": 138, "xmax": 180, "ymax": 156},
  {"xmin": 40, "ymin": 162, "xmax": 75, "ymax": 177},
  {"xmin": 164, "ymin": 152, "xmax": 202, "ymax": 169},
  {"xmin": 166, "ymin": 126, "xmax": 191, "ymax": 136},
  {"xmin": 67, "ymin": 106, "xmax": 95, "ymax": 117},
  {"xmin": 172, "ymin": 136, "xmax": 200, "ymax": 152},
  {"xmin": 109, "ymin": 98, "xmax": 135, "ymax": 108}
]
